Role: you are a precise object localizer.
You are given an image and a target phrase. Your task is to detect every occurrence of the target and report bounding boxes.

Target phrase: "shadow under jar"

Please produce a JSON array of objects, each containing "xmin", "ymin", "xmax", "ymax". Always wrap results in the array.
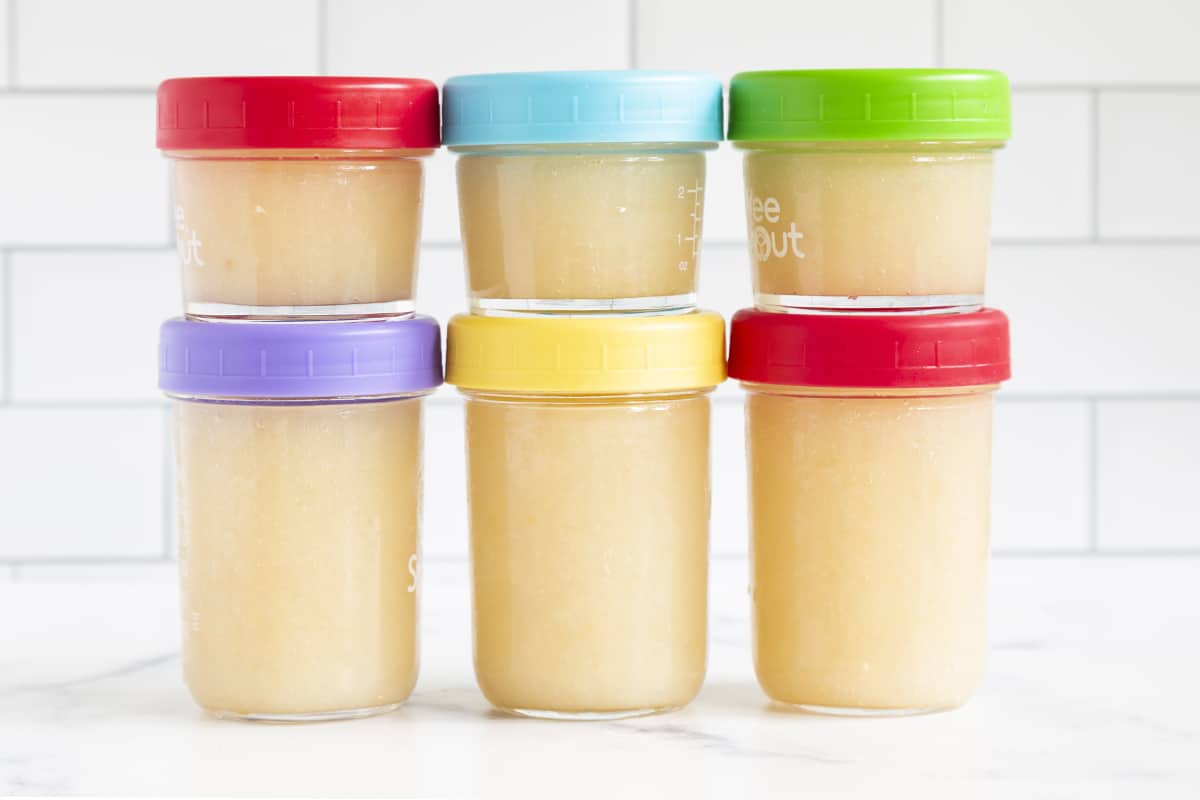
[
  {"xmin": 728, "ymin": 308, "xmax": 1012, "ymax": 715},
  {"xmin": 446, "ymin": 312, "xmax": 726, "ymax": 718},
  {"xmin": 442, "ymin": 71, "xmax": 723, "ymax": 316},
  {"xmin": 159, "ymin": 317, "xmax": 442, "ymax": 721},
  {"xmin": 157, "ymin": 77, "xmax": 440, "ymax": 320},
  {"xmin": 728, "ymin": 69, "xmax": 1011, "ymax": 313}
]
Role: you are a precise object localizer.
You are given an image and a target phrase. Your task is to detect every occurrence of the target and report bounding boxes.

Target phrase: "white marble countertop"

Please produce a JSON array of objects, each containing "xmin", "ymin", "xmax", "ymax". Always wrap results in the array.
[{"xmin": 1, "ymin": 557, "xmax": 1198, "ymax": 798}]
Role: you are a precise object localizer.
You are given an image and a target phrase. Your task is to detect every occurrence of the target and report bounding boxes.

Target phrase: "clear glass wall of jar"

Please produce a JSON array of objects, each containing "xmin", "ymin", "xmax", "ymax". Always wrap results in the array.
[
  {"xmin": 728, "ymin": 308, "xmax": 1012, "ymax": 715},
  {"xmin": 157, "ymin": 77, "xmax": 440, "ymax": 320},
  {"xmin": 728, "ymin": 69, "xmax": 1010, "ymax": 314},
  {"xmin": 443, "ymin": 71, "xmax": 723, "ymax": 316},
  {"xmin": 447, "ymin": 312, "xmax": 726, "ymax": 718},
  {"xmin": 159, "ymin": 316, "xmax": 442, "ymax": 721}
]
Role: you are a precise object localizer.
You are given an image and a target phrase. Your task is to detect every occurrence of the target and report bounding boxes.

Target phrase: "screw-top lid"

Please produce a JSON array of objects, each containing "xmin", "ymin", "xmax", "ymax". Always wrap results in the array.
[
  {"xmin": 442, "ymin": 70, "xmax": 723, "ymax": 147},
  {"xmin": 728, "ymin": 69, "xmax": 1010, "ymax": 142},
  {"xmin": 728, "ymin": 308, "xmax": 1010, "ymax": 388},
  {"xmin": 157, "ymin": 76, "xmax": 441, "ymax": 150},
  {"xmin": 159, "ymin": 316, "xmax": 443, "ymax": 400},
  {"xmin": 446, "ymin": 311, "xmax": 726, "ymax": 394}
]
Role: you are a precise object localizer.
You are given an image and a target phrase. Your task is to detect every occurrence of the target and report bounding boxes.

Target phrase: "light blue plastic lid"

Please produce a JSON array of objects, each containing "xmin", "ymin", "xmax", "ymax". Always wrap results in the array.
[{"xmin": 442, "ymin": 70, "xmax": 724, "ymax": 147}]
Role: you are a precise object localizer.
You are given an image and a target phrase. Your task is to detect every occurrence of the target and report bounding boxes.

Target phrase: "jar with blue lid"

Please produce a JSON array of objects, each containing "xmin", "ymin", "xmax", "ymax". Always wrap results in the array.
[{"xmin": 443, "ymin": 71, "xmax": 723, "ymax": 316}]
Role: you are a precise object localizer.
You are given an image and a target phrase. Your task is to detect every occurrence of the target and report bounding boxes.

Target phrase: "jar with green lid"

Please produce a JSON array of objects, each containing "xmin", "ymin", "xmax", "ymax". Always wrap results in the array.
[{"xmin": 728, "ymin": 69, "xmax": 1011, "ymax": 313}]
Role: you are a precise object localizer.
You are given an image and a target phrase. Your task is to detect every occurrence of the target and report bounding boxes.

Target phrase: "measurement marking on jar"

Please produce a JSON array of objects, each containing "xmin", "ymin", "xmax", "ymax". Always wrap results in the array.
[{"xmin": 677, "ymin": 181, "xmax": 704, "ymax": 264}]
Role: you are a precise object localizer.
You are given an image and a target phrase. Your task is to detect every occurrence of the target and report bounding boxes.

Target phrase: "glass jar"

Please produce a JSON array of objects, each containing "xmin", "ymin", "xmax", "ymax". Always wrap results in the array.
[
  {"xmin": 157, "ymin": 77, "xmax": 440, "ymax": 320},
  {"xmin": 728, "ymin": 70, "xmax": 1010, "ymax": 313},
  {"xmin": 728, "ymin": 308, "xmax": 1011, "ymax": 715},
  {"xmin": 446, "ymin": 312, "xmax": 726, "ymax": 718},
  {"xmin": 443, "ymin": 71, "xmax": 723, "ymax": 315},
  {"xmin": 159, "ymin": 316, "xmax": 442, "ymax": 721}
]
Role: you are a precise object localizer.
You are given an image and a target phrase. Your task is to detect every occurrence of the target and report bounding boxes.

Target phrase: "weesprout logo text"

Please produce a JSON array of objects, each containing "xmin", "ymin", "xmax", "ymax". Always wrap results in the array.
[{"xmin": 750, "ymin": 195, "xmax": 805, "ymax": 263}]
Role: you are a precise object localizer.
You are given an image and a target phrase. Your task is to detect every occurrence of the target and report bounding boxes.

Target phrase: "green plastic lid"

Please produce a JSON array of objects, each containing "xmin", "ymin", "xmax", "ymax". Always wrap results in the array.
[{"xmin": 728, "ymin": 69, "xmax": 1010, "ymax": 143}]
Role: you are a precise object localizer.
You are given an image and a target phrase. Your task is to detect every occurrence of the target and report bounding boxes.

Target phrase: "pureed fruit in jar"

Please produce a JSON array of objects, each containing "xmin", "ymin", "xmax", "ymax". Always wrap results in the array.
[
  {"xmin": 159, "ymin": 316, "xmax": 442, "ymax": 721},
  {"xmin": 443, "ymin": 71, "xmax": 723, "ymax": 315},
  {"xmin": 157, "ymin": 77, "xmax": 440, "ymax": 319},
  {"xmin": 447, "ymin": 312, "xmax": 726, "ymax": 718},
  {"xmin": 728, "ymin": 70, "xmax": 1011, "ymax": 312},
  {"xmin": 728, "ymin": 308, "xmax": 1011, "ymax": 714}
]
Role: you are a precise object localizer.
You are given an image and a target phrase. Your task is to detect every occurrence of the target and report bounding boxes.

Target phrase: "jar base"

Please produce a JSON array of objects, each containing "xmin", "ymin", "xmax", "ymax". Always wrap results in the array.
[
  {"xmin": 207, "ymin": 701, "xmax": 404, "ymax": 724},
  {"xmin": 754, "ymin": 292, "xmax": 983, "ymax": 315},
  {"xmin": 472, "ymin": 294, "xmax": 697, "ymax": 317},
  {"xmin": 500, "ymin": 705, "xmax": 680, "ymax": 721},
  {"xmin": 781, "ymin": 702, "xmax": 955, "ymax": 718},
  {"xmin": 185, "ymin": 299, "xmax": 414, "ymax": 321}
]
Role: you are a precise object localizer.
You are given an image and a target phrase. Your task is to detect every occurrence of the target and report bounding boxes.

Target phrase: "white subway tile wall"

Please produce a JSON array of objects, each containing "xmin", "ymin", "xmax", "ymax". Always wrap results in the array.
[
  {"xmin": 0, "ymin": 0, "xmax": 1196, "ymax": 579},
  {"xmin": 991, "ymin": 91, "xmax": 1094, "ymax": 241},
  {"xmin": 16, "ymin": 1, "xmax": 320, "ymax": 87},
  {"xmin": 1098, "ymin": 92, "xmax": 1200, "ymax": 239}
]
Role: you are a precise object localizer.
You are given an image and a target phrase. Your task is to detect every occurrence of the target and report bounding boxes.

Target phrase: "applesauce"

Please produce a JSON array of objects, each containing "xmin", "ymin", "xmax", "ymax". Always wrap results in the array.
[
  {"xmin": 159, "ymin": 316, "xmax": 442, "ymax": 721},
  {"xmin": 443, "ymin": 71, "xmax": 723, "ymax": 315},
  {"xmin": 447, "ymin": 312, "xmax": 726, "ymax": 718},
  {"xmin": 728, "ymin": 70, "xmax": 1010, "ymax": 312},
  {"xmin": 157, "ymin": 77, "xmax": 439, "ymax": 319},
  {"xmin": 728, "ymin": 308, "xmax": 1011, "ymax": 714}
]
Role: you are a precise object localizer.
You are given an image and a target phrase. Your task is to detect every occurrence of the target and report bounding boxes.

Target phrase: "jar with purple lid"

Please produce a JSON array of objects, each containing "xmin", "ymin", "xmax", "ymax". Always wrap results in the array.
[{"xmin": 159, "ymin": 316, "xmax": 442, "ymax": 721}]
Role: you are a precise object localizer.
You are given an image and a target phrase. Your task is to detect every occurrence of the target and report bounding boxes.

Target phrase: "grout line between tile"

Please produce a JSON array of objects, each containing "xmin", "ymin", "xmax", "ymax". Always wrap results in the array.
[
  {"xmin": 0, "ymin": 556, "xmax": 175, "ymax": 566},
  {"xmin": 1087, "ymin": 398, "xmax": 1100, "ymax": 553},
  {"xmin": 627, "ymin": 0, "xmax": 638, "ymax": 69},
  {"xmin": 5, "ymin": 400, "xmax": 168, "ymax": 409},
  {"xmin": 933, "ymin": 0, "xmax": 944, "ymax": 67},
  {"xmin": 1090, "ymin": 89, "xmax": 1101, "ymax": 242},
  {"xmin": 1011, "ymin": 83, "xmax": 1200, "ymax": 93},
  {"xmin": 317, "ymin": 0, "xmax": 328, "ymax": 75},
  {"xmin": 1, "ymin": 248, "xmax": 10, "ymax": 405},
  {"xmin": 999, "ymin": 393, "xmax": 1200, "ymax": 403},
  {"xmin": 6, "ymin": 0, "xmax": 16, "ymax": 87},
  {"xmin": 2, "ymin": 243, "xmax": 173, "ymax": 254},
  {"xmin": 0, "ymin": 86, "xmax": 156, "ymax": 95}
]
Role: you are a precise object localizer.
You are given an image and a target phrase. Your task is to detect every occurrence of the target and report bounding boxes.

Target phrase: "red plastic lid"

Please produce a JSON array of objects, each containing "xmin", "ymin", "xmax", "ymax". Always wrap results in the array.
[
  {"xmin": 728, "ymin": 308, "xmax": 1011, "ymax": 388},
  {"xmin": 157, "ymin": 76, "xmax": 440, "ymax": 150}
]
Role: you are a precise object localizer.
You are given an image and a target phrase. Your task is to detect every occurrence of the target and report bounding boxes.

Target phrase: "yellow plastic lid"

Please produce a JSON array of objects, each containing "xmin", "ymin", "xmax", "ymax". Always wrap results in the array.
[{"xmin": 446, "ymin": 311, "xmax": 727, "ymax": 394}]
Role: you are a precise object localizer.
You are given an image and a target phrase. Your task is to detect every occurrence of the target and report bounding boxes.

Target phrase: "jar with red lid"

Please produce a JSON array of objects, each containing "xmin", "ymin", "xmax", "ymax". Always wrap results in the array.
[
  {"xmin": 156, "ymin": 77, "xmax": 440, "ymax": 320},
  {"xmin": 728, "ymin": 308, "xmax": 1012, "ymax": 715}
]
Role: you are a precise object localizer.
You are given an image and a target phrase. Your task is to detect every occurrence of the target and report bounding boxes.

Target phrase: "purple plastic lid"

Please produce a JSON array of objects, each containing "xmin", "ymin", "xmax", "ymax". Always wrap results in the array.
[{"xmin": 159, "ymin": 316, "xmax": 443, "ymax": 399}]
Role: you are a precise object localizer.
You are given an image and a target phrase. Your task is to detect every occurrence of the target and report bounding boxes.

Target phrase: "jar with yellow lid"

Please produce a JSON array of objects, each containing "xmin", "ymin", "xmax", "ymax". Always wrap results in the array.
[
  {"xmin": 446, "ymin": 311, "xmax": 726, "ymax": 718},
  {"xmin": 728, "ymin": 309, "xmax": 1011, "ymax": 715}
]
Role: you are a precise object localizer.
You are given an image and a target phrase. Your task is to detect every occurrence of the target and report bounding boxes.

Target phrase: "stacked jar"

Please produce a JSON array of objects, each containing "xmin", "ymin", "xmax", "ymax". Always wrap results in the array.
[
  {"xmin": 155, "ymin": 77, "xmax": 443, "ymax": 722},
  {"xmin": 726, "ymin": 69, "xmax": 1014, "ymax": 715},
  {"xmin": 442, "ymin": 71, "xmax": 726, "ymax": 718}
]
